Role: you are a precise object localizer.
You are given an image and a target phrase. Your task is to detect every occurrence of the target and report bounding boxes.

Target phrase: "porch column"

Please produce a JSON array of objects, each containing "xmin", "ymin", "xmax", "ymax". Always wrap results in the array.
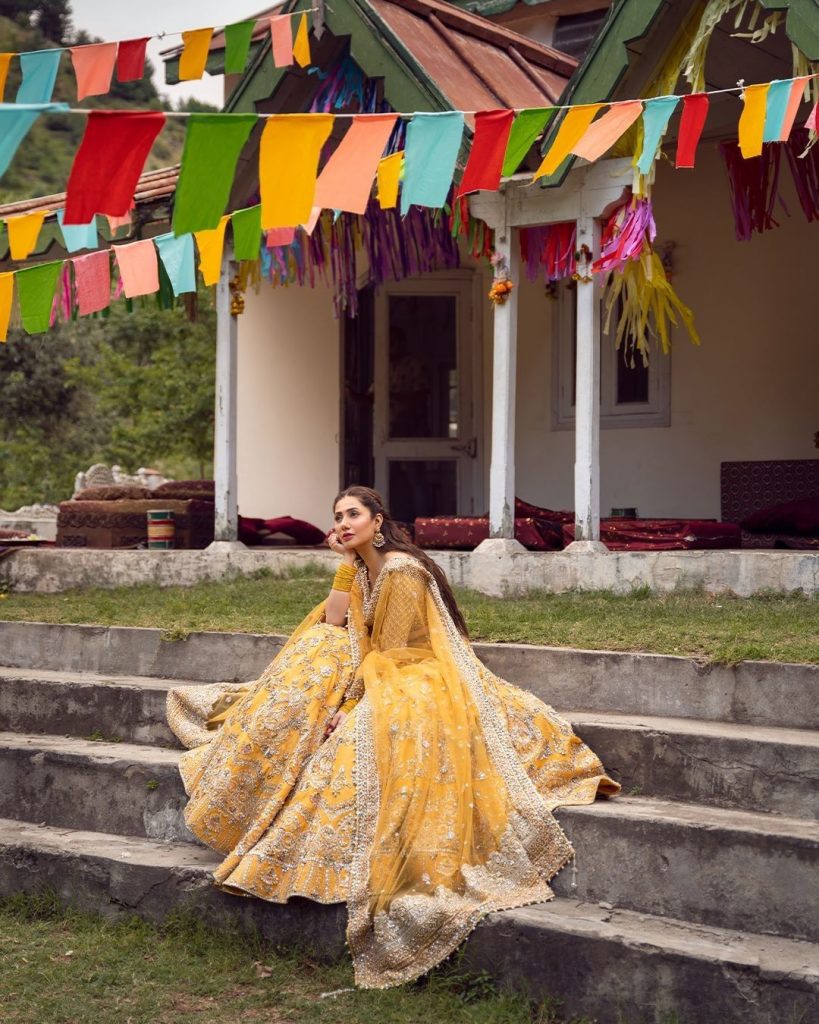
[{"xmin": 209, "ymin": 246, "xmax": 245, "ymax": 549}]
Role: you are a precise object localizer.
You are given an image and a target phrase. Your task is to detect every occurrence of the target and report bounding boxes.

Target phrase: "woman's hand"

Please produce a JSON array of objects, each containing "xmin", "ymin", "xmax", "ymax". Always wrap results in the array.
[
  {"xmin": 327, "ymin": 530, "xmax": 356, "ymax": 564},
  {"xmin": 324, "ymin": 709, "xmax": 347, "ymax": 739}
]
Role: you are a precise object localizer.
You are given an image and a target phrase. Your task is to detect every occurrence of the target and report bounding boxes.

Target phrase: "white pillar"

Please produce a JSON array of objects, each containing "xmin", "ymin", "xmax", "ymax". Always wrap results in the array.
[{"xmin": 209, "ymin": 246, "xmax": 244, "ymax": 549}]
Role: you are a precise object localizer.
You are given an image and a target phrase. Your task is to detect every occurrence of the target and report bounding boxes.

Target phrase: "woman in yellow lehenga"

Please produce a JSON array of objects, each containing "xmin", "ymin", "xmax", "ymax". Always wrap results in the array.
[{"xmin": 167, "ymin": 486, "xmax": 618, "ymax": 988}]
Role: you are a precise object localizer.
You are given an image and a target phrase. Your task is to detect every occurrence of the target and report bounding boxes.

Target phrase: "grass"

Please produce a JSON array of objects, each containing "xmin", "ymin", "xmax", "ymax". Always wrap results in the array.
[
  {"xmin": 0, "ymin": 891, "xmax": 598, "ymax": 1024},
  {"xmin": 0, "ymin": 569, "xmax": 817, "ymax": 664}
]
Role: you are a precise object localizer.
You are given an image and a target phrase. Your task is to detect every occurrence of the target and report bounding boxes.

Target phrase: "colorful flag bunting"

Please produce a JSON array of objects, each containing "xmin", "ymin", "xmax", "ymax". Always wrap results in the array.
[
  {"xmin": 70, "ymin": 42, "xmax": 117, "ymax": 100},
  {"xmin": 15, "ymin": 260, "xmax": 63, "ymax": 334},
  {"xmin": 738, "ymin": 83, "xmax": 769, "ymax": 159},
  {"xmin": 117, "ymin": 38, "xmax": 149, "ymax": 82},
  {"xmin": 114, "ymin": 238, "xmax": 159, "ymax": 298},
  {"xmin": 377, "ymin": 152, "xmax": 402, "ymax": 209},
  {"xmin": 7, "ymin": 209, "xmax": 47, "ymax": 260},
  {"xmin": 16, "ymin": 49, "xmax": 62, "ymax": 103},
  {"xmin": 293, "ymin": 14, "xmax": 311, "ymax": 68},
  {"xmin": 675, "ymin": 94, "xmax": 709, "ymax": 168},
  {"xmin": 502, "ymin": 108, "xmax": 555, "ymax": 177},
  {"xmin": 269, "ymin": 16, "xmax": 293, "ymax": 67},
  {"xmin": 571, "ymin": 101, "xmax": 643, "ymax": 163},
  {"xmin": 0, "ymin": 272, "xmax": 13, "ymax": 342},
  {"xmin": 764, "ymin": 76, "xmax": 809, "ymax": 143},
  {"xmin": 534, "ymin": 104, "xmax": 603, "ymax": 180},
  {"xmin": 231, "ymin": 205, "xmax": 262, "ymax": 261},
  {"xmin": 259, "ymin": 114, "xmax": 334, "ymax": 228},
  {"xmin": 637, "ymin": 95, "xmax": 680, "ymax": 174},
  {"xmin": 179, "ymin": 28, "xmax": 213, "ymax": 81},
  {"xmin": 456, "ymin": 108, "xmax": 514, "ymax": 197},
  {"xmin": 224, "ymin": 20, "xmax": 256, "ymax": 74},
  {"xmin": 314, "ymin": 114, "xmax": 396, "ymax": 214},
  {"xmin": 64, "ymin": 110, "xmax": 165, "ymax": 223},
  {"xmin": 57, "ymin": 208, "xmax": 97, "ymax": 253},
  {"xmin": 0, "ymin": 53, "xmax": 13, "ymax": 100},
  {"xmin": 154, "ymin": 232, "xmax": 196, "ymax": 295},
  {"xmin": 401, "ymin": 111, "xmax": 464, "ymax": 214},
  {"xmin": 194, "ymin": 216, "xmax": 229, "ymax": 286},
  {"xmin": 173, "ymin": 113, "xmax": 257, "ymax": 234},
  {"xmin": 0, "ymin": 103, "xmax": 67, "ymax": 179},
  {"xmin": 72, "ymin": 249, "xmax": 111, "ymax": 315}
]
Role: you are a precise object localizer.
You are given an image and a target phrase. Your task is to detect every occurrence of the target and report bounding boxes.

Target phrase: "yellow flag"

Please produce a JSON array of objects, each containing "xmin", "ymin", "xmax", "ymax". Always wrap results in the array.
[
  {"xmin": 0, "ymin": 53, "xmax": 13, "ymax": 101},
  {"xmin": 259, "ymin": 114, "xmax": 334, "ymax": 229},
  {"xmin": 0, "ymin": 272, "xmax": 13, "ymax": 342},
  {"xmin": 377, "ymin": 151, "xmax": 403, "ymax": 209},
  {"xmin": 534, "ymin": 104, "xmax": 604, "ymax": 180},
  {"xmin": 292, "ymin": 14, "xmax": 311, "ymax": 68},
  {"xmin": 7, "ymin": 210, "xmax": 47, "ymax": 261},
  {"xmin": 194, "ymin": 215, "xmax": 229, "ymax": 287},
  {"xmin": 738, "ymin": 83, "xmax": 769, "ymax": 158},
  {"xmin": 179, "ymin": 28, "xmax": 214, "ymax": 81}
]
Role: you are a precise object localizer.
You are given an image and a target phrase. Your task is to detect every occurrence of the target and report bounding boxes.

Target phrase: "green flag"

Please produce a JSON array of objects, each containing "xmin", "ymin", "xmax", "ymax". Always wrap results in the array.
[
  {"xmin": 224, "ymin": 20, "xmax": 256, "ymax": 74},
  {"xmin": 16, "ymin": 260, "xmax": 63, "ymax": 334},
  {"xmin": 231, "ymin": 205, "xmax": 262, "ymax": 261},
  {"xmin": 501, "ymin": 108, "xmax": 555, "ymax": 178}
]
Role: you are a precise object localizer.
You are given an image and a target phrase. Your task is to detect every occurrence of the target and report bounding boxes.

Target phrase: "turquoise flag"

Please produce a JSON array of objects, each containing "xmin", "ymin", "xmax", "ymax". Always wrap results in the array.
[
  {"xmin": 16, "ymin": 260, "xmax": 64, "ymax": 334},
  {"xmin": 401, "ymin": 112, "xmax": 465, "ymax": 215},
  {"xmin": 154, "ymin": 232, "xmax": 196, "ymax": 295},
  {"xmin": 637, "ymin": 95, "xmax": 679, "ymax": 175},
  {"xmin": 762, "ymin": 79, "xmax": 791, "ymax": 143},
  {"xmin": 0, "ymin": 102, "xmax": 68, "ymax": 177},
  {"xmin": 231, "ymin": 205, "xmax": 262, "ymax": 261},
  {"xmin": 57, "ymin": 207, "xmax": 97, "ymax": 253},
  {"xmin": 17, "ymin": 50, "xmax": 63, "ymax": 103}
]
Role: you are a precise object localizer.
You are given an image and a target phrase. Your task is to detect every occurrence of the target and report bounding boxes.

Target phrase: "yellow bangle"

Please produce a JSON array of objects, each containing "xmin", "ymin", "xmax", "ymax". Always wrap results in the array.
[
  {"xmin": 332, "ymin": 563, "xmax": 356, "ymax": 593},
  {"xmin": 340, "ymin": 697, "xmax": 359, "ymax": 715}
]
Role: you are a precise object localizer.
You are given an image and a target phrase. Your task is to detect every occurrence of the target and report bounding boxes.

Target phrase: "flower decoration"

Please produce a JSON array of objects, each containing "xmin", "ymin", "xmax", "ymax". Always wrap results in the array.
[{"xmin": 488, "ymin": 250, "xmax": 515, "ymax": 305}]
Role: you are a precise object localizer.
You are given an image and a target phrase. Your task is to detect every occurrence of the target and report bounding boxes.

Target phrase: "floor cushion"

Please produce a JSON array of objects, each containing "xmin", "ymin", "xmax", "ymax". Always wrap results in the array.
[
  {"xmin": 562, "ymin": 518, "xmax": 742, "ymax": 551},
  {"xmin": 414, "ymin": 516, "xmax": 564, "ymax": 551}
]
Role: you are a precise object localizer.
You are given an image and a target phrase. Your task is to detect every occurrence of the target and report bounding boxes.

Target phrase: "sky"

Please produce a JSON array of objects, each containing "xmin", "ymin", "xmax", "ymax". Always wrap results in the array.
[{"xmin": 68, "ymin": 0, "xmax": 269, "ymax": 108}]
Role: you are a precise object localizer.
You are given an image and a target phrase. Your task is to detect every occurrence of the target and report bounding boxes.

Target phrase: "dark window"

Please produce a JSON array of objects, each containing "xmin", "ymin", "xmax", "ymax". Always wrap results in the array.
[{"xmin": 553, "ymin": 10, "xmax": 609, "ymax": 60}]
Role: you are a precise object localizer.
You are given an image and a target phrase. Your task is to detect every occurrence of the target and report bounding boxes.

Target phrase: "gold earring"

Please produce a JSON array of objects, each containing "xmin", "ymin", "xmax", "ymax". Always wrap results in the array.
[{"xmin": 373, "ymin": 530, "xmax": 385, "ymax": 548}]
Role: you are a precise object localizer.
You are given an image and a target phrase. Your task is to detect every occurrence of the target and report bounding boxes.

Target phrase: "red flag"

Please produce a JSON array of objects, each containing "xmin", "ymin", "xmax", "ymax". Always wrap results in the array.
[
  {"xmin": 675, "ymin": 93, "xmax": 709, "ymax": 169},
  {"xmin": 64, "ymin": 110, "xmax": 165, "ymax": 224},
  {"xmin": 117, "ymin": 37, "xmax": 149, "ymax": 82},
  {"xmin": 456, "ymin": 109, "xmax": 514, "ymax": 198}
]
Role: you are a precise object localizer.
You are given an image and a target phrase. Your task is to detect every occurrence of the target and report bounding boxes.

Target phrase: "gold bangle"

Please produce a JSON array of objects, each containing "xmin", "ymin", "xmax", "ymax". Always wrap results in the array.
[{"xmin": 332, "ymin": 564, "xmax": 356, "ymax": 593}]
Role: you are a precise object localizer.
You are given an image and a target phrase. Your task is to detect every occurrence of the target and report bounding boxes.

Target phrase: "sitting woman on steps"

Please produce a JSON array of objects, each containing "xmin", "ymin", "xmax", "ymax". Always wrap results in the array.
[{"xmin": 166, "ymin": 485, "xmax": 619, "ymax": 989}]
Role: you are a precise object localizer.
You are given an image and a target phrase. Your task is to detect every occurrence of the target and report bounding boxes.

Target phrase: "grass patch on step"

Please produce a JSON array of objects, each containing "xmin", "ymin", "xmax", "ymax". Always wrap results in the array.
[
  {"xmin": 0, "ymin": 570, "xmax": 817, "ymax": 663},
  {"xmin": 0, "ymin": 890, "xmax": 596, "ymax": 1024}
]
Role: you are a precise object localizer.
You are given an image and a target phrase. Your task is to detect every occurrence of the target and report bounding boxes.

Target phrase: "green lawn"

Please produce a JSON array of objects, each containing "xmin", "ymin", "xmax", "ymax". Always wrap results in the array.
[{"xmin": 1, "ymin": 570, "xmax": 817, "ymax": 663}]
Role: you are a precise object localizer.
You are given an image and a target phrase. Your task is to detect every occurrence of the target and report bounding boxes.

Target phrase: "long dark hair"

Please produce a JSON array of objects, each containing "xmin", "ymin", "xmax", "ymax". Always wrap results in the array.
[{"xmin": 333, "ymin": 485, "xmax": 469, "ymax": 637}]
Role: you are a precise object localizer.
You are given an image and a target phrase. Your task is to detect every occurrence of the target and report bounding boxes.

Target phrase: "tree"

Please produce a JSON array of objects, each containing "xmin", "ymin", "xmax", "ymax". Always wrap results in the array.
[{"xmin": 0, "ymin": 1, "xmax": 72, "ymax": 43}]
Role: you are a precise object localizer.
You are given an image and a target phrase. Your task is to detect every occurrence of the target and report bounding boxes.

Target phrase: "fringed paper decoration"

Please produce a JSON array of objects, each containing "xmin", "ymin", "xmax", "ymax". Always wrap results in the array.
[
  {"xmin": 64, "ymin": 110, "xmax": 165, "ymax": 223},
  {"xmin": 259, "ymin": 114, "xmax": 334, "ymax": 228},
  {"xmin": 719, "ymin": 138, "xmax": 782, "ymax": 240},
  {"xmin": 224, "ymin": 20, "xmax": 256, "ymax": 74},
  {"xmin": 179, "ymin": 28, "xmax": 214, "ymax": 81},
  {"xmin": 7, "ymin": 209, "xmax": 47, "ymax": 260},
  {"xmin": 593, "ymin": 198, "xmax": 656, "ymax": 275},
  {"xmin": 0, "ymin": 102, "xmax": 67, "ymax": 178},
  {"xmin": 520, "ymin": 223, "xmax": 576, "ymax": 282},
  {"xmin": 173, "ymin": 113, "xmax": 257, "ymax": 234},
  {"xmin": 0, "ymin": 53, "xmax": 13, "ymax": 100},
  {"xmin": 456, "ymin": 109, "xmax": 514, "ymax": 197},
  {"xmin": 377, "ymin": 152, "xmax": 402, "ymax": 209},
  {"xmin": 70, "ymin": 42, "xmax": 117, "ymax": 100},
  {"xmin": 56, "ymin": 208, "xmax": 97, "ymax": 253},
  {"xmin": 534, "ymin": 104, "xmax": 603, "ymax": 180},
  {"xmin": 315, "ymin": 114, "xmax": 396, "ymax": 214},
  {"xmin": 114, "ymin": 239, "xmax": 160, "ymax": 298},
  {"xmin": 637, "ymin": 95, "xmax": 680, "ymax": 174},
  {"xmin": 571, "ymin": 101, "xmax": 643, "ymax": 163},
  {"xmin": 16, "ymin": 49, "xmax": 62, "ymax": 103},
  {"xmin": 0, "ymin": 272, "xmax": 13, "ymax": 341},
  {"xmin": 117, "ymin": 38, "xmax": 149, "ymax": 82},
  {"xmin": 269, "ymin": 16, "xmax": 293, "ymax": 67},
  {"xmin": 738, "ymin": 82, "xmax": 769, "ymax": 158},
  {"xmin": 502, "ymin": 108, "xmax": 554, "ymax": 177},
  {"xmin": 231, "ymin": 205, "xmax": 262, "ymax": 261},
  {"xmin": 195, "ymin": 215, "xmax": 230, "ymax": 286},
  {"xmin": 783, "ymin": 129, "xmax": 819, "ymax": 224},
  {"xmin": 401, "ymin": 112, "xmax": 464, "ymax": 214},
  {"xmin": 72, "ymin": 249, "xmax": 111, "ymax": 315},
  {"xmin": 676, "ymin": 94, "xmax": 709, "ymax": 168},
  {"xmin": 293, "ymin": 14, "xmax": 311, "ymax": 68},
  {"xmin": 154, "ymin": 232, "xmax": 197, "ymax": 295},
  {"xmin": 16, "ymin": 260, "xmax": 63, "ymax": 334}
]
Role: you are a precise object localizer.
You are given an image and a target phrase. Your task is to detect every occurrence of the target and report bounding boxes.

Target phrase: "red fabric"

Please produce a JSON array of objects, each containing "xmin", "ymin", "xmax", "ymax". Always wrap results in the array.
[
  {"xmin": 456, "ymin": 109, "xmax": 514, "ymax": 198},
  {"xmin": 740, "ymin": 497, "xmax": 819, "ymax": 536},
  {"xmin": 515, "ymin": 497, "xmax": 574, "ymax": 525},
  {"xmin": 64, "ymin": 110, "xmax": 165, "ymax": 223},
  {"xmin": 239, "ymin": 515, "xmax": 326, "ymax": 546},
  {"xmin": 414, "ymin": 517, "xmax": 563, "ymax": 551},
  {"xmin": 675, "ymin": 94, "xmax": 709, "ymax": 169},
  {"xmin": 117, "ymin": 38, "xmax": 150, "ymax": 82},
  {"xmin": 562, "ymin": 518, "xmax": 741, "ymax": 551}
]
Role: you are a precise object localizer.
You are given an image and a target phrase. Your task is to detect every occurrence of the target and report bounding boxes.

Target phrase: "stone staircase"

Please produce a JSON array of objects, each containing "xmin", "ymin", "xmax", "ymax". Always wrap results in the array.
[{"xmin": 0, "ymin": 621, "xmax": 817, "ymax": 1024}]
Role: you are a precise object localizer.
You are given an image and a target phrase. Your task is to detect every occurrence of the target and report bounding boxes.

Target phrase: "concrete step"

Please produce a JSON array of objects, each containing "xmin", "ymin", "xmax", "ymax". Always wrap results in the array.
[
  {"xmin": 0, "ymin": 817, "xmax": 816, "ymax": 1024},
  {"xmin": 1, "ymin": 730, "xmax": 816, "ymax": 943},
  {"xmin": 3, "ymin": 667, "xmax": 817, "ymax": 818},
  {"xmin": 2, "ymin": 620, "xmax": 817, "ymax": 728}
]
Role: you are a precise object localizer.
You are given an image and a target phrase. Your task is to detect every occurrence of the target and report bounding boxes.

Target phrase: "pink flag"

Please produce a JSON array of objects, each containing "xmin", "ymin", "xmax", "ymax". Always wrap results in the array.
[
  {"xmin": 778, "ymin": 77, "xmax": 810, "ymax": 141},
  {"xmin": 266, "ymin": 227, "xmax": 296, "ymax": 247},
  {"xmin": 114, "ymin": 239, "xmax": 159, "ymax": 298},
  {"xmin": 269, "ymin": 16, "xmax": 293, "ymax": 67},
  {"xmin": 73, "ymin": 249, "xmax": 111, "ymax": 315},
  {"xmin": 70, "ymin": 42, "xmax": 117, "ymax": 100}
]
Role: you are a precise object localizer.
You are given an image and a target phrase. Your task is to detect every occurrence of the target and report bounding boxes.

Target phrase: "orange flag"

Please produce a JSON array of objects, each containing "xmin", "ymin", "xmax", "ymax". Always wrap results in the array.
[
  {"xmin": 114, "ymin": 239, "xmax": 159, "ymax": 297},
  {"xmin": 7, "ymin": 209, "xmax": 47, "ymax": 260},
  {"xmin": 179, "ymin": 28, "xmax": 213, "ymax": 81},
  {"xmin": 738, "ymin": 83, "xmax": 769, "ymax": 158},
  {"xmin": 269, "ymin": 16, "xmax": 293, "ymax": 67},
  {"xmin": 259, "ymin": 114, "xmax": 334, "ymax": 228},
  {"xmin": 0, "ymin": 53, "xmax": 13, "ymax": 101},
  {"xmin": 292, "ymin": 14, "xmax": 311, "ymax": 68},
  {"xmin": 194, "ymin": 215, "xmax": 230, "ymax": 286},
  {"xmin": 571, "ymin": 101, "xmax": 643, "ymax": 162},
  {"xmin": 70, "ymin": 42, "xmax": 117, "ymax": 100},
  {"xmin": 314, "ymin": 115, "xmax": 396, "ymax": 214},
  {"xmin": 534, "ymin": 104, "xmax": 603, "ymax": 179},
  {"xmin": 0, "ymin": 271, "xmax": 13, "ymax": 342}
]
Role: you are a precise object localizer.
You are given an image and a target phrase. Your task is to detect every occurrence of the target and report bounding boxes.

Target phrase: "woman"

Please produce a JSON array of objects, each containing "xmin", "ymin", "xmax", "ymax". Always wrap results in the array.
[{"xmin": 167, "ymin": 486, "xmax": 618, "ymax": 989}]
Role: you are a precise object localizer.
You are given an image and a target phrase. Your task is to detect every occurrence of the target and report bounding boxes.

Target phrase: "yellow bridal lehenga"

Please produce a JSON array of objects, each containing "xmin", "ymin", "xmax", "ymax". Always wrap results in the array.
[{"xmin": 167, "ymin": 555, "xmax": 619, "ymax": 988}]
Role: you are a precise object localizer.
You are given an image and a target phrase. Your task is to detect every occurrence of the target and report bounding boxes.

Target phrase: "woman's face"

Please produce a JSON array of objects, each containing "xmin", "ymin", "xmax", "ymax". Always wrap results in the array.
[{"xmin": 333, "ymin": 497, "xmax": 381, "ymax": 551}]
